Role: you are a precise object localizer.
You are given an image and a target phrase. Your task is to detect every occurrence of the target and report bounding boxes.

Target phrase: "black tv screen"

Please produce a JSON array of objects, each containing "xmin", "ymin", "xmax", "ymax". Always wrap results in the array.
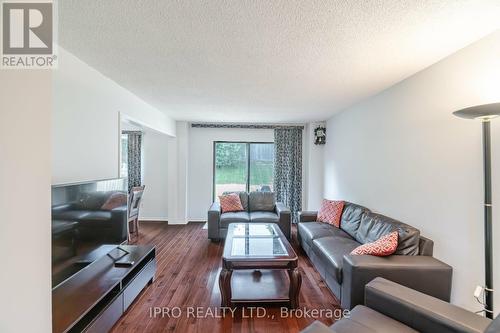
[{"xmin": 51, "ymin": 178, "xmax": 128, "ymax": 287}]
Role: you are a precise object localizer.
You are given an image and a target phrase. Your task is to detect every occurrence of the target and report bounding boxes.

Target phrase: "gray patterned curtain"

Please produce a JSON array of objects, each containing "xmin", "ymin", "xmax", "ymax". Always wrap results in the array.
[
  {"xmin": 274, "ymin": 128, "xmax": 303, "ymax": 222},
  {"xmin": 125, "ymin": 131, "xmax": 142, "ymax": 192}
]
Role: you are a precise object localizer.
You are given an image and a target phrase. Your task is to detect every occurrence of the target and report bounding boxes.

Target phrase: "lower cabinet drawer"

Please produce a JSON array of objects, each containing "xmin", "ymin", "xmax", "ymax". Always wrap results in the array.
[
  {"xmin": 85, "ymin": 294, "xmax": 123, "ymax": 333},
  {"xmin": 123, "ymin": 259, "xmax": 156, "ymax": 310}
]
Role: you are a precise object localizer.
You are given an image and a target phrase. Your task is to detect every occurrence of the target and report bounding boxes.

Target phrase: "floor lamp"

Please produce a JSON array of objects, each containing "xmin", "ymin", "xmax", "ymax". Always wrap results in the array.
[{"xmin": 453, "ymin": 102, "xmax": 500, "ymax": 319}]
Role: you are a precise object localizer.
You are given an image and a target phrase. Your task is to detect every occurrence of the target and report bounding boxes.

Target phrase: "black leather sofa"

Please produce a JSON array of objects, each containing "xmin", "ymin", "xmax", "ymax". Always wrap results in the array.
[
  {"xmin": 298, "ymin": 202, "xmax": 452, "ymax": 309},
  {"xmin": 52, "ymin": 191, "xmax": 128, "ymax": 243},
  {"xmin": 301, "ymin": 278, "xmax": 498, "ymax": 333},
  {"xmin": 208, "ymin": 191, "xmax": 291, "ymax": 240}
]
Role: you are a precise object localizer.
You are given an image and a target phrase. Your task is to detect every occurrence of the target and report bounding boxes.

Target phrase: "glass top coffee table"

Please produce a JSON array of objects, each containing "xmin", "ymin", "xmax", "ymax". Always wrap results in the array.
[{"xmin": 219, "ymin": 223, "xmax": 301, "ymax": 308}]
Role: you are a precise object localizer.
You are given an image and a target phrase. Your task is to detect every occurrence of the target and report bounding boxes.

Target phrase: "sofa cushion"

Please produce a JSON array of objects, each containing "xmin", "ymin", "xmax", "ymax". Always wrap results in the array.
[
  {"xmin": 249, "ymin": 211, "xmax": 279, "ymax": 223},
  {"xmin": 77, "ymin": 192, "xmax": 110, "ymax": 210},
  {"xmin": 351, "ymin": 231, "xmax": 398, "ymax": 256},
  {"xmin": 81, "ymin": 211, "xmax": 113, "ymax": 221},
  {"xmin": 249, "ymin": 191, "xmax": 275, "ymax": 212},
  {"xmin": 330, "ymin": 305, "xmax": 417, "ymax": 333},
  {"xmin": 223, "ymin": 191, "xmax": 249, "ymax": 211},
  {"xmin": 52, "ymin": 220, "xmax": 79, "ymax": 235},
  {"xmin": 298, "ymin": 222, "xmax": 352, "ymax": 245},
  {"xmin": 53, "ymin": 210, "xmax": 91, "ymax": 221},
  {"xmin": 355, "ymin": 212, "xmax": 420, "ymax": 256},
  {"xmin": 340, "ymin": 202, "xmax": 370, "ymax": 239},
  {"xmin": 317, "ymin": 199, "xmax": 345, "ymax": 227},
  {"xmin": 219, "ymin": 193, "xmax": 244, "ymax": 213},
  {"xmin": 329, "ymin": 318, "xmax": 378, "ymax": 333},
  {"xmin": 220, "ymin": 211, "xmax": 250, "ymax": 228},
  {"xmin": 312, "ymin": 236, "xmax": 360, "ymax": 283}
]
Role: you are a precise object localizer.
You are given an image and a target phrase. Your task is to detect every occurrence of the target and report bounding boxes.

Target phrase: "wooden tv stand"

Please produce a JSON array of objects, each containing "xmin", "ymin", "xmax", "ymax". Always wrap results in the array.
[{"xmin": 52, "ymin": 245, "xmax": 156, "ymax": 333}]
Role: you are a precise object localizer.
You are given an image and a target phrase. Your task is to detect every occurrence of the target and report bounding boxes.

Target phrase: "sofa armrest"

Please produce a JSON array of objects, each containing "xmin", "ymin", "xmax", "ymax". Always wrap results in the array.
[
  {"xmin": 111, "ymin": 206, "xmax": 127, "ymax": 214},
  {"xmin": 298, "ymin": 211, "xmax": 318, "ymax": 222},
  {"xmin": 275, "ymin": 202, "xmax": 291, "ymax": 240},
  {"xmin": 419, "ymin": 235, "xmax": 434, "ymax": 256},
  {"xmin": 110, "ymin": 206, "xmax": 128, "ymax": 240},
  {"xmin": 341, "ymin": 254, "xmax": 452, "ymax": 309},
  {"xmin": 208, "ymin": 202, "xmax": 221, "ymax": 240},
  {"xmin": 365, "ymin": 277, "xmax": 491, "ymax": 333}
]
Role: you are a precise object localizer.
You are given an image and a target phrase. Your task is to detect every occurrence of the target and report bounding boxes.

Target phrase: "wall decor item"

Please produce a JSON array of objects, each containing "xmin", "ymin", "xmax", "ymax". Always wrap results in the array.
[
  {"xmin": 314, "ymin": 126, "xmax": 326, "ymax": 145},
  {"xmin": 453, "ymin": 102, "xmax": 500, "ymax": 319}
]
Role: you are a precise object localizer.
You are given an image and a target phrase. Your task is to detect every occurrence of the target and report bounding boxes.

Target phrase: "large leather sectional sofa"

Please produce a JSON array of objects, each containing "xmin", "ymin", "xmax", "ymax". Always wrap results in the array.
[
  {"xmin": 298, "ymin": 202, "xmax": 453, "ymax": 309},
  {"xmin": 52, "ymin": 191, "xmax": 128, "ymax": 243},
  {"xmin": 302, "ymin": 277, "xmax": 498, "ymax": 333},
  {"xmin": 208, "ymin": 191, "xmax": 291, "ymax": 241}
]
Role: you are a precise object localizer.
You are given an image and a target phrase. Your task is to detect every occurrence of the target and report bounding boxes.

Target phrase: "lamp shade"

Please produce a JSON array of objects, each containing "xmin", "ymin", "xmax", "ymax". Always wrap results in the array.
[{"xmin": 453, "ymin": 103, "xmax": 500, "ymax": 120}]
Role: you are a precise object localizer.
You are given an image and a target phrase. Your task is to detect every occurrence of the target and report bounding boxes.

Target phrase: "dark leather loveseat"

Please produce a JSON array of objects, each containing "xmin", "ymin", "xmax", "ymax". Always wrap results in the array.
[
  {"xmin": 52, "ymin": 191, "xmax": 128, "ymax": 243},
  {"xmin": 208, "ymin": 191, "xmax": 291, "ymax": 240},
  {"xmin": 298, "ymin": 202, "xmax": 452, "ymax": 309},
  {"xmin": 301, "ymin": 277, "xmax": 498, "ymax": 333}
]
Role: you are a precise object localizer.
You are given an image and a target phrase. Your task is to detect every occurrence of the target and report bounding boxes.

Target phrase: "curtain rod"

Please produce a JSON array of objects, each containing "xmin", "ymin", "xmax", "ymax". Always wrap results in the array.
[{"xmin": 191, "ymin": 123, "xmax": 304, "ymax": 130}]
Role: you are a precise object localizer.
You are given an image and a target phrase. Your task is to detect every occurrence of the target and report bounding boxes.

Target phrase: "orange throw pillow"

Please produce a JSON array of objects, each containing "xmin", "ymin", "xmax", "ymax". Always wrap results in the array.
[
  {"xmin": 351, "ymin": 231, "xmax": 399, "ymax": 256},
  {"xmin": 219, "ymin": 193, "xmax": 244, "ymax": 213},
  {"xmin": 317, "ymin": 199, "xmax": 345, "ymax": 227}
]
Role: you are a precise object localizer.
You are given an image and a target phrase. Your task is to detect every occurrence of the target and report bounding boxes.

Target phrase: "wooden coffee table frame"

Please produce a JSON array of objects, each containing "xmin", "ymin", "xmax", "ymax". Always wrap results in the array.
[{"xmin": 219, "ymin": 223, "xmax": 301, "ymax": 308}]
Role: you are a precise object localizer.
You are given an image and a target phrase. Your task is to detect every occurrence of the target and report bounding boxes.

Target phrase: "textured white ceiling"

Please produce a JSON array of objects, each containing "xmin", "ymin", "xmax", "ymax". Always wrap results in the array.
[{"xmin": 58, "ymin": 1, "xmax": 500, "ymax": 123}]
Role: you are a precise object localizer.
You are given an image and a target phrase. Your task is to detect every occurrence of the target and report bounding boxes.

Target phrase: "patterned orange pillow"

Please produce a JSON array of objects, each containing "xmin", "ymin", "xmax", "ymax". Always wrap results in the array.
[
  {"xmin": 351, "ymin": 231, "xmax": 399, "ymax": 256},
  {"xmin": 219, "ymin": 193, "xmax": 244, "ymax": 213},
  {"xmin": 317, "ymin": 199, "xmax": 345, "ymax": 227}
]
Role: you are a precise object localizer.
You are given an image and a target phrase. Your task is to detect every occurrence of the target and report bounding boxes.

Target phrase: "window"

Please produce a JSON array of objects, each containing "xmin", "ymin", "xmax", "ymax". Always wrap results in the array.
[
  {"xmin": 249, "ymin": 143, "xmax": 274, "ymax": 192},
  {"xmin": 213, "ymin": 142, "xmax": 274, "ymax": 199}
]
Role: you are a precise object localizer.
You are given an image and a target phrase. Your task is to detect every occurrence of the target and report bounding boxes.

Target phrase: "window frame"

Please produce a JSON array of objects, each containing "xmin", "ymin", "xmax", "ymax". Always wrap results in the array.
[{"xmin": 212, "ymin": 141, "xmax": 274, "ymax": 201}]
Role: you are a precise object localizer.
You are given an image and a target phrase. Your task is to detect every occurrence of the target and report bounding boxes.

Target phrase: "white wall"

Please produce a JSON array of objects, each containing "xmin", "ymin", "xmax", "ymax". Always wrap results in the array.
[
  {"xmin": 304, "ymin": 123, "xmax": 325, "ymax": 210},
  {"xmin": 187, "ymin": 126, "xmax": 274, "ymax": 220},
  {"xmin": 167, "ymin": 122, "xmax": 190, "ymax": 224},
  {"xmin": 185, "ymin": 124, "xmax": 320, "ymax": 220},
  {"xmin": 0, "ymin": 70, "xmax": 52, "ymax": 332},
  {"xmin": 323, "ymin": 30, "xmax": 500, "ymax": 314},
  {"xmin": 140, "ymin": 128, "xmax": 170, "ymax": 220},
  {"xmin": 52, "ymin": 48, "xmax": 176, "ymax": 185}
]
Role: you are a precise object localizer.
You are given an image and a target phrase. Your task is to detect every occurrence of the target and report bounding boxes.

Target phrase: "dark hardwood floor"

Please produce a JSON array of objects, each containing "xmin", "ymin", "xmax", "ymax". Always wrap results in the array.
[{"xmin": 111, "ymin": 222, "xmax": 340, "ymax": 333}]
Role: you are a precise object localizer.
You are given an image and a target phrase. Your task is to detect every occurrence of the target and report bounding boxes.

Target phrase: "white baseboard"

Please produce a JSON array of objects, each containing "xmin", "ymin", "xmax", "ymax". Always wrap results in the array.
[
  {"xmin": 187, "ymin": 218, "xmax": 207, "ymax": 223},
  {"xmin": 139, "ymin": 217, "xmax": 168, "ymax": 222},
  {"xmin": 167, "ymin": 218, "xmax": 188, "ymax": 225}
]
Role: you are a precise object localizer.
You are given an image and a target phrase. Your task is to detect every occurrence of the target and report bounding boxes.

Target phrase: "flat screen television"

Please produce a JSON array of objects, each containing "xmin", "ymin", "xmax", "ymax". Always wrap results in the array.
[{"xmin": 51, "ymin": 178, "xmax": 128, "ymax": 288}]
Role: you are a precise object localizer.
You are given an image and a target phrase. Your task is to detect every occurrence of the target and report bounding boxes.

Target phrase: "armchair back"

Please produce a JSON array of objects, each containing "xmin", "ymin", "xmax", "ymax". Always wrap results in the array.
[{"xmin": 128, "ymin": 186, "xmax": 145, "ymax": 221}]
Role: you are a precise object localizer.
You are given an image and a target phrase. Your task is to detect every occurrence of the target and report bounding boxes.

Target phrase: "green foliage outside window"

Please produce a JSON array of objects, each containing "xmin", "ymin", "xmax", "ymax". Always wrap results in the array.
[{"xmin": 215, "ymin": 143, "xmax": 246, "ymax": 168}]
